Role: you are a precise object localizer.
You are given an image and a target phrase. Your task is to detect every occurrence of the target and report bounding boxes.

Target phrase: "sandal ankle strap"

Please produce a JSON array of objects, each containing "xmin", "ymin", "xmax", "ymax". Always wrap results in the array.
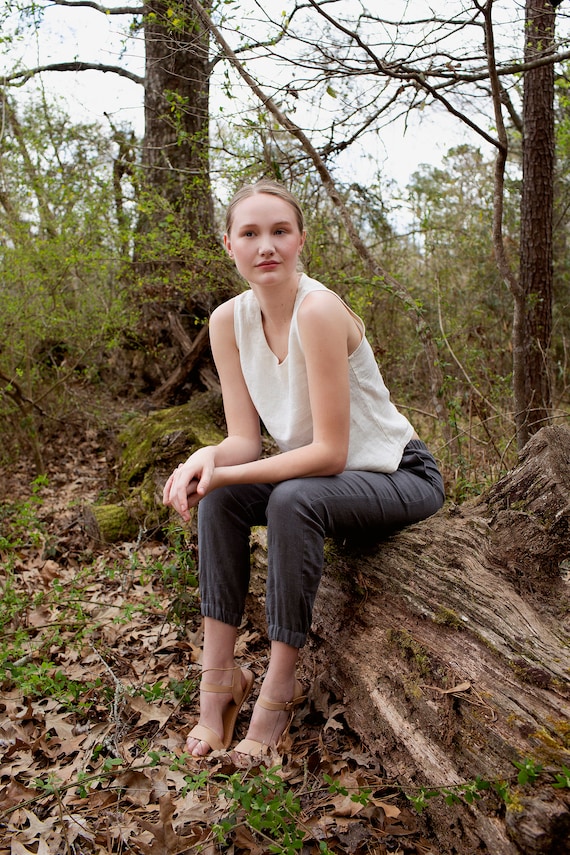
[
  {"xmin": 200, "ymin": 666, "xmax": 247, "ymax": 707},
  {"xmin": 256, "ymin": 682, "xmax": 306, "ymax": 713},
  {"xmin": 201, "ymin": 666, "xmax": 241, "ymax": 676}
]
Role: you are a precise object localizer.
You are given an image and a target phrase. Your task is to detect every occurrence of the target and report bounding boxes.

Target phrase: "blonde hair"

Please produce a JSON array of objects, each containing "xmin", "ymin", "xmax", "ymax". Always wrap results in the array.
[{"xmin": 225, "ymin": 179, "xmax": 305, "ymax": 236}]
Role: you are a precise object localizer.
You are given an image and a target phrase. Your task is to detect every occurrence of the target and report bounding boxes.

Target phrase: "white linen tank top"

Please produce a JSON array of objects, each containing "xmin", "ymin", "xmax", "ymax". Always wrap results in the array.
[{"xmin": 233, "ymin": 273, "xmax": 414, "ymax": 473}]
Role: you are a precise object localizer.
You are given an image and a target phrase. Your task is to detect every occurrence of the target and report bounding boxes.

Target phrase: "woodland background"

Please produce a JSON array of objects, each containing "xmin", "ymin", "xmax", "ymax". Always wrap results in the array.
[{"xmin": 0, "ymin": 1, "xmax": 569, "ymax": 853}]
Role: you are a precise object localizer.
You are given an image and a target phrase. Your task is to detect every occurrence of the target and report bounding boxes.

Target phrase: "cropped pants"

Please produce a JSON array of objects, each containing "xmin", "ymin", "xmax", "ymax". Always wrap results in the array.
[{"xmin": 197, "ymin": 440, "xmax": 445, "ymax": 649}]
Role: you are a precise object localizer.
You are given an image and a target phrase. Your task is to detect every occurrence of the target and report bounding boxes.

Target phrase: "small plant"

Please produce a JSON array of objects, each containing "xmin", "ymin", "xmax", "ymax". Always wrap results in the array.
[
  {"xmin": 217, "ymin": 765, "xmax": 306, "ymax": 853},
  {"xmin": 407, "ymin": 775, "xmax": 505, "ymax": 814},
  {"xmin": 181, "ymin": 768, "xmax": 210, "ymax": 792},
  {"xmin": 0, "ymin": 569, "xmax": 30, "ymax": 632},
  {"xmin": 158, "ymin": 523, "xmax": 200, "ymax": 626},
  {"xmin": 140, "ymin": 681, "xmax": 168, "ymax": 703},
  {"xmin": 135, "ymin": 676, "xmax": 196, "ymax": 706},
  {"xmin": 407, "ymin": 787, "xmax": 441, "ymax": 815},
  {"xmin": 513, "ymin": 757, "xmax": 543, "ymax": 786},
  {"xmin": 4, "ymin": 659, "xmax": 102, "ymax": 711},
  {"xmin": 493, "ymin": 779, "xmax": 511, "ymax": 804},
  {"xmin": 34, "ymin": 773, "xmax": 63, "ymax": 796},
  {"xmin": 0, "ymin": 475, "xmax": 48, "ymax": 550},
  {"xmin": 180, "ymin": 765, "xmax": 337, "ymax": 855},
  {"xmin": 405, "ymin": 755, "xmax": 566, "ymax": 817},
  {"xmin": 552, "ymin": 765, "xmax": 570, "ymax": 789},
  {"xmin": 323, "ymin": 773, "xmax": 371, "ymax": 807}
]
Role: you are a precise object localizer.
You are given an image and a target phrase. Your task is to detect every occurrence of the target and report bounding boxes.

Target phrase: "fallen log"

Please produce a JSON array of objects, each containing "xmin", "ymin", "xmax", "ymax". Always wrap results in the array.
[
  {"xmin": 248, "ymin": 425, "xmax": 570, "ymax": 855},
  {"xmin": 92, "ymin": 397, "xmax": 569, "ymax": 852},
  {"xmin": 82, "ymin": 502, "xmax": 140, "ymax": 544},
  {"xmin": 82, "ymin": 391, "xmax": 226, "ymax": 544}
]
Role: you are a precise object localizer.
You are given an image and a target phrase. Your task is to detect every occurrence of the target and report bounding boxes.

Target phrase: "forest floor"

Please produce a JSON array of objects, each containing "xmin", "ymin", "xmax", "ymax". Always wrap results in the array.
[{"xmin": 0, "ymin": 420, "xmax": 445, "ymax": 855}]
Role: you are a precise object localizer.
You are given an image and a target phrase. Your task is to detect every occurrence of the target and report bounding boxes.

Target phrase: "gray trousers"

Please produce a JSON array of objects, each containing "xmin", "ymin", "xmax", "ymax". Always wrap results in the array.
[{"xmin": 197, "ymin": 440, "xmax": 445, "ymax": 648}]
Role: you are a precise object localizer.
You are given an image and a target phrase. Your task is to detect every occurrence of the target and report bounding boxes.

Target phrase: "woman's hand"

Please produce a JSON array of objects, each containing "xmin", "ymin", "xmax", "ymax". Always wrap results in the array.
[{"xmin": 162, "ymin": 447, "xmax": 217, "ymax": 521}]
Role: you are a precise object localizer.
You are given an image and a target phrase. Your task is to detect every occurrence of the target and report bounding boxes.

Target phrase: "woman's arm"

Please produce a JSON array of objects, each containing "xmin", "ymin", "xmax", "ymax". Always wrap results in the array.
[
  {"xmin": 164, "ymin": 291, "xmax": 356, "ymax": 519},
  {"xmin": 207, "ymin": 298, "xmax": 265, "ymax": 467},
  {"xmin": 162, "ymin": 299, "xmax": 263, "ymax": 520}
]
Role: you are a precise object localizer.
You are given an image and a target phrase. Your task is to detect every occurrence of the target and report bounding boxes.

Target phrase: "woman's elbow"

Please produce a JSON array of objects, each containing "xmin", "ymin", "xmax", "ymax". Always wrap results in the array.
[
  {"xmin": 310, "ymin": 438, "xmax": 348, "ymax": 476},
  {"xmin": 324, "ymin": 448, "xmax": 348, "ymax": 476},
  {"xmin": 250, "ymin": 439, "xmax": 263, "ymax": 462}
]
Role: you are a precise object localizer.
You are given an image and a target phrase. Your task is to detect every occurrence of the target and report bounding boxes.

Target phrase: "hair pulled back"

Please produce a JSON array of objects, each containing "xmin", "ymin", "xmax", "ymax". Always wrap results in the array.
[{"xmin": 225, "ymin": 179, "xmax": 305, "ymax": 236}]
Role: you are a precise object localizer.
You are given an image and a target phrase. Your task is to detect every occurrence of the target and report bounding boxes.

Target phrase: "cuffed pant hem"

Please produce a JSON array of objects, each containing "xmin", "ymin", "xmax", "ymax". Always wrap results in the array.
[
  {"xmin": 201, "ymin": 603, "xmax": 243, "ymax": 628},
  {"xmin": 268, "ymin": 625, "xmax": 306, "ymax": 649}
]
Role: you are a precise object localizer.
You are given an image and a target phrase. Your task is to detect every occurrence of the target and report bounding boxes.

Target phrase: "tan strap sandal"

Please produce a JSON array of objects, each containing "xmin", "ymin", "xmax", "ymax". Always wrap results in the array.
[
  {"xmin": 234, "ymin": 679, "xmax": 306, "ymax": 757},
  {"xmin": 187, "ymin": 666, "xmax": 254, "ymax": 753}
]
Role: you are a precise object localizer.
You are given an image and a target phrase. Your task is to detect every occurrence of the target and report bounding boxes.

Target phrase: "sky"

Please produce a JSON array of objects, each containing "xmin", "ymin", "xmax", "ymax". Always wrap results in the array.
[
  {"xmin": 17, "ymin": 5, "xmax": 146, "ymax": 134},
  {"xmin": 5, "ymin": 1, "xmax": 490, "ymax": 195}
]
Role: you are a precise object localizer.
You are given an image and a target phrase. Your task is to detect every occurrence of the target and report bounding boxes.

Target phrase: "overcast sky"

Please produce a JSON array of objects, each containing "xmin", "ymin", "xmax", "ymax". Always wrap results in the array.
[{"xmin": 3, "ymin": 2, "xmax": 507, "ymax": 192}]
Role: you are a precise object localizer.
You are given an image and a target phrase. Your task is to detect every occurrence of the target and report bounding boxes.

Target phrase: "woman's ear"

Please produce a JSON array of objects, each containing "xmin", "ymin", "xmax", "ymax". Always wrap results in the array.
[{"xmin": 223, "ymin": 234, "xmax": 233, "ymax": 257}]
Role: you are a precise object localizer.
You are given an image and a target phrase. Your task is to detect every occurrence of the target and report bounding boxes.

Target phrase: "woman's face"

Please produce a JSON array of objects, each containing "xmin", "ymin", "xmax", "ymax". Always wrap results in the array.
[{"xmin": 224, "ymin": 193, "xmax": 306, "ymax": 288}]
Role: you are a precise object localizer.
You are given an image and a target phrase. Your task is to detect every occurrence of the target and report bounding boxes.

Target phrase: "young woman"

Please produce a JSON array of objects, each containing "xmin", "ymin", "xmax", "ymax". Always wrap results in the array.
[{"xmin": 163, "ymin": 180, "xmax": 445, "ymax": 758}]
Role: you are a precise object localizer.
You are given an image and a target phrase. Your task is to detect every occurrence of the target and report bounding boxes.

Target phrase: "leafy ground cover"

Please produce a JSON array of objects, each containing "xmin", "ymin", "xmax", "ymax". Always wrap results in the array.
[{"xmin": 0, "ymin": 428, "xmax": 437, "ymax": 854}]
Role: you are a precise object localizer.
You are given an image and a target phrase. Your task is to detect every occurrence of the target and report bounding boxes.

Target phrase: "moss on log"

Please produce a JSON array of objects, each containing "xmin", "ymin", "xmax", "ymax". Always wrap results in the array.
[
  {"xmin": 83, "ymin": 502, "xmax": 140, "ymax": 543},
  {"xmin": 82, "ymin": 391, "xmax": 225, "ymax": 538},
  {"xmin": 118, "ymin": 392, "xmax": 223, "ymax": 487},
  {"xmin": 117, "ymin": 390, "xmax": 225, "ymax": 504}
]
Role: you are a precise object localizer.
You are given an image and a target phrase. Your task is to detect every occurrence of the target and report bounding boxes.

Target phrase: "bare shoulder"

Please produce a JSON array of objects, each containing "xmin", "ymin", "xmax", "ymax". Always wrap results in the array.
[
  {"xmin": 210, "ymin": 296, "xmax": 236, "ymax": 326},
  {"xmin": 297, "ymin": 288, "xmax": 348, "ymax": 321},
  {"xmin": 298, "ymin": 289, "xmax": 362, "ymax": 352},
  {"xmin": 210, "ymin": 297, "xmax": 237, "ymax": 342},
  {"xmin": 297, "ymin": 289, "xmax": 360, "ymax": 331}
]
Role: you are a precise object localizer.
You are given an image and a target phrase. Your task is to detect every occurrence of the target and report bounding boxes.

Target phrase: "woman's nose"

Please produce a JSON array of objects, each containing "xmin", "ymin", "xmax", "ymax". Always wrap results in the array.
[{"xmin": 258, "ymin": 236, "xmax": 275, "ymax": 254}]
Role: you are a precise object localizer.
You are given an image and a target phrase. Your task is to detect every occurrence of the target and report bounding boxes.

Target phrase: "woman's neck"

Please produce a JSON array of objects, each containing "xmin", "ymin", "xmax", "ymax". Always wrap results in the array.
[
  {"xmin": 252, "ymin": 273, "xmax": 302, "ymax": 363},
  {"xmin": 250, "ymin": 272, "xmax": 301, "ymax": 324}
]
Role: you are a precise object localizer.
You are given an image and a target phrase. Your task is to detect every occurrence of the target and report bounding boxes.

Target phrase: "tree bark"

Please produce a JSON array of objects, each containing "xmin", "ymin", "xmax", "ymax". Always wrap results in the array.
[
  {"xmin": 151, "ymin": 321, "xmax": 211, "ymax": 404},
  {"xmin": 517, "ymin": 0, "xmax": 556, "ymax": 447},
  {"xmin": 141, "ymin": 0, "xmax": 213, "ymax": 237},
  {"xmin": 248, "ymin": 425, "xmax": 570, "ymax": 854},
  {"xmin": 130, "ymin": 1, "xmax": 239, "ymax": 396}
]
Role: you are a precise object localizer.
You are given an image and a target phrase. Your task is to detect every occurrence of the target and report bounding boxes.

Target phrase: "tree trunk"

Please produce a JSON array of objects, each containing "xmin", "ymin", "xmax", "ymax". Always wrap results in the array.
[
  {"xmin": 517, "ymin": 0, "xmax": 556, "ymax": 447},
  {"xmin": 141, "ymin": 0, "xmax": 213, "ymax": 237},
  {"xmin": 248, "ymin": 425, "xmax": 570, "ymax": 854},
  {"xmin": 128, "ymin": 0, "xmax": 238, "ymax": 399}
]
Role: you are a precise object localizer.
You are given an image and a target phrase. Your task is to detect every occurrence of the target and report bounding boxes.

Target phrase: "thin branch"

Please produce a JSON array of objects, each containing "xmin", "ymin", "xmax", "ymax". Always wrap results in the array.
[
  {"xmin": 400, "ymin": 48, "xmax": 570, "ymax": 87},
  {"xmin": 51, "ymin": 0, "xmax": 143, "ymax": 13},
  {"xmin": 499, "ymin": 84, "xmax": 523, "ymax": 135},
  {"xmin": 4, "ymin": 62, "xmax": 144, "ymax": 88},
  {"xmin": 0, "ymin": 369, "xmax": 49, "ymax": 418},
  {"xmin": 0, "ymin": 91, "xmax": 58, "ymax": 237},
  {"xmin": 435, "ymin": 278, "xmax": 505, "ymax": 422},
  {"xmin": 304, "ymin": 0, "xmax": 503, "ymax": 149},
  {"xmin": 304, "ymin": 0, "xmax": 570, "ymax": 84}
]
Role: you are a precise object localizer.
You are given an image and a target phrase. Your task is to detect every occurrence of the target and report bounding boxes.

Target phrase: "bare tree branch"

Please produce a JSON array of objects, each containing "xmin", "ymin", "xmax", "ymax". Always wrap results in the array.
[
  {"xmin": 4, "ymin": 62, "xmax": 144, "ymax": 88},
  {"xmin": 51, "ymin": 0, "xmax": 143, "ymax": 14}
]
